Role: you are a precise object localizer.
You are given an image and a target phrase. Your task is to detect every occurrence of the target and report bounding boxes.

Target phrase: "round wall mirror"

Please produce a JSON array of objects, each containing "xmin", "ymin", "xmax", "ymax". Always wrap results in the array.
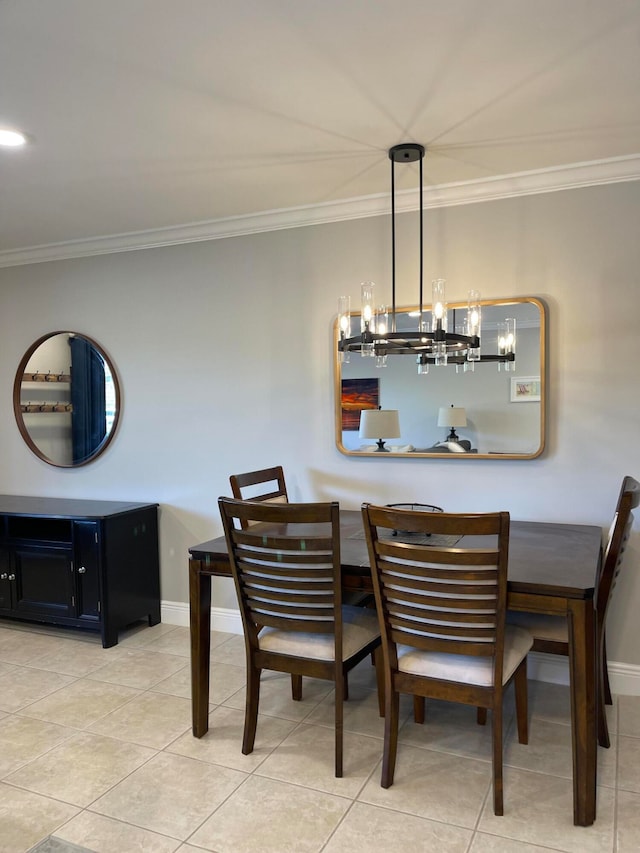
[{"xmin": 13, "ymin": 332, "xmax": 121, "ymax": 468}]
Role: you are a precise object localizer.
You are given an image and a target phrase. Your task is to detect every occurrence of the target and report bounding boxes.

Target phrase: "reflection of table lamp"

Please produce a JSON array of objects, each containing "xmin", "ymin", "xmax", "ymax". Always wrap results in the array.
[
  {"xmin": 438, "ymin": 405, "xmax": 467, "ymax": 442},
  {"xmin": 359, "ymin": 408, "xmax": 401, "ymax": 452}
]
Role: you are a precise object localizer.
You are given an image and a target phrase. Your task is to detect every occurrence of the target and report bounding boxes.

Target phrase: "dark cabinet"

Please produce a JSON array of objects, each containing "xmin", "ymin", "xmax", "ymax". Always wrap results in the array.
[{"xmin": 0, "ymin": 496, "xmax": 160, "ymax": 647}]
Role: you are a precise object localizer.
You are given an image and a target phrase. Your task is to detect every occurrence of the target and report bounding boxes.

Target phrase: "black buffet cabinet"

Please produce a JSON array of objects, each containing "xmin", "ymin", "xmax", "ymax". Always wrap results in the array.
[{"xmin": 0, "ymin": 495, "xmax": 160, "ymax": 647}]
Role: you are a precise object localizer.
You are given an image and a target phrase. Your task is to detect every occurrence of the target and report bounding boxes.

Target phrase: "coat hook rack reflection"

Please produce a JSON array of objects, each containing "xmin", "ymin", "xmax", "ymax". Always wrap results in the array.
[
  {"xmin": 22, "ymin": 371, "xmax": 71, "ymax": 383},
  {"xmin": 21, "ymin": 402, "xmax": 73, "ymax": 413}
]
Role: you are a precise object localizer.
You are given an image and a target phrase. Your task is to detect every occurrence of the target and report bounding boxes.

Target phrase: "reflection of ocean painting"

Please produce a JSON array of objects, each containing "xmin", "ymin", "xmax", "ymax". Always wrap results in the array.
[{"xmin": 341, "ymin": 378, "xmax": 379, "ymax": 430}]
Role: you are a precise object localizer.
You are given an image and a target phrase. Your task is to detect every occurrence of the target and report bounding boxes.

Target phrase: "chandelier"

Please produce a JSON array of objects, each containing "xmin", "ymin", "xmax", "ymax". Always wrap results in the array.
[{"xmin": 337, "ymin": 143, "xmax": 516, "ymax": 374}]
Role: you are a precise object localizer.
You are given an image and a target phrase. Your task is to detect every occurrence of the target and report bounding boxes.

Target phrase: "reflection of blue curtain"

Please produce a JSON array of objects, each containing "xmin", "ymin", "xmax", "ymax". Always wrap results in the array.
[{"xmin": 69, "ymin": 337, "xmax": 106, "ymax": 463}]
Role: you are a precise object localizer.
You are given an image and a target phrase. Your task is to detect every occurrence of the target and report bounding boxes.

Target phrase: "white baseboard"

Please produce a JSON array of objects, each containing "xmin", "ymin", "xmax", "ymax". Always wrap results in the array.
[
  {"xmin": 160, "ymin": 601, "xmax": 640, "ymax": 695},
  {"xmin": 161, "ymin": 599, "xmax": 243, "ymax": 635}
]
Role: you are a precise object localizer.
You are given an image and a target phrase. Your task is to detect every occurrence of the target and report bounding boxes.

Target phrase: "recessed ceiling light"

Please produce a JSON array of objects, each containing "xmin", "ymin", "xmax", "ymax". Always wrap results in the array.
[{"xmin": 0, "ymin": 128, "xmax": 28, "ymax": 147}]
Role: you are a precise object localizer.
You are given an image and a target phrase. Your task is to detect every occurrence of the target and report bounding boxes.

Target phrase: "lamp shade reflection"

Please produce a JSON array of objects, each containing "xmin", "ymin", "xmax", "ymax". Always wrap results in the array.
[{"xmin": 359, "ymin": 408, "xmax": 401, "ymax": 452}]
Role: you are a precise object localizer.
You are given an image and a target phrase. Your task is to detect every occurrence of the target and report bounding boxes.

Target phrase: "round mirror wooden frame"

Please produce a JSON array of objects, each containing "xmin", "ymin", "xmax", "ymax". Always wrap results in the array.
[{"xmin": 13, "ymin": 332, "xmax": 121, "ymax": 468}]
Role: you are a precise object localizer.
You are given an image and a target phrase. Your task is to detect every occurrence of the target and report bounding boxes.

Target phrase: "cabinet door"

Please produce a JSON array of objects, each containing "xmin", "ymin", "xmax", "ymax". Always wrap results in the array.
[
  {"xmin": 0, "ymin": 548, "xmax": 12, "ymax": 611},
  {"xmin": 74, "ymin": 521, "xmax": 100, "ymax": 621},
  {"xmin": 13, "ymin": 544, "xmax": 75, "ymax": 618}
]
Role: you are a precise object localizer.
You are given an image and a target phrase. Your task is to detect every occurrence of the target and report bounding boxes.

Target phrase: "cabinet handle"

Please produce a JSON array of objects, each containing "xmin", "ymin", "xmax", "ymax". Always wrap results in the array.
[
  {"xmin": 8, "ymin": 574, "xmax": 15, "ymax": 581},
  {"xmin": 77, "ymin": 566, "xmax": 86, "ymax": 574},
  {"xmin": 0, "ymin": 573, "xmax": 7, "ymax": 580}
]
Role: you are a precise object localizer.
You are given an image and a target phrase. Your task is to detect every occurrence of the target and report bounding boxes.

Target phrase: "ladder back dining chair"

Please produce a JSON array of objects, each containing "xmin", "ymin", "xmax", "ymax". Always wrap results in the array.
[
  {"xmin": 229, "ymin": 465, "xmax": 288, "ymax": 529},
  {"xmin": 507, "ymin": 474, "xmax": 639, "ymax": 748},
  {"xmin": 361, "ymin": 503, "xmax": 533, "ymax": 815},
  {"xmin": 218, "ymin": 497, "xmax": 383, "ymax": 777}
]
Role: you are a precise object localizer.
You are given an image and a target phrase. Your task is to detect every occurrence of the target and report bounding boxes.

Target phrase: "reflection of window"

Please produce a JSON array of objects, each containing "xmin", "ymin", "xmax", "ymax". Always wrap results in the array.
[{"xmin": 104, "ymin": 364, "xmax": 116, "ymax": 433}]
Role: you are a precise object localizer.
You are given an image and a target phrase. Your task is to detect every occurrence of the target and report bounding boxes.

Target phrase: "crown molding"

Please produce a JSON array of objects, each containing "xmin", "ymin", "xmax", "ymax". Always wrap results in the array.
[{"xmin": 1, "ymin": 154, "xmax": 639, "ymax": 268}]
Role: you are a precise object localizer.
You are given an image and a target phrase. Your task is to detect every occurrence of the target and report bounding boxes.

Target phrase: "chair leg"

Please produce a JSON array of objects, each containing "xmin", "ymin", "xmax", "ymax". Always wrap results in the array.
[
  {"xmin": 514, "ymin": 659, "xmax": 529, "ymax": 744},
  {"xmin": 477, "ymin": 707, "xmax": 487, "ymax": 726},
  {"xmin": 335, "ymin": 670, "xmax": 345, "ymax": 778},
  {"xmin": 343, "ymin": 673, "xmax": 349, "ymax": 701},
  {"xmin": 291, "ymin": 674, "xmax": 302, "ymax": 701},
  {"xmin": 413, "ymin": 695, "xmax": 425, "ymax": 725},
  {"xmin": 597, "ymin": 685, "xmax": 610, "ymax": 749},
  {"xmin": 381, "ymin": 686, "xmax": 400, "ymax": 788},
  {"xmin": 374, "ymin": 647, "xmax": 385, "ymax": 717},
  {"xmin": 242, "ymin": 665, "xmax": 261, "ymax": 755},
  {"xmin": 602, "ymin": 634, "xmax": 613, "ymax": 706},
  {"xmin": 491, "ymin": 700, "xmax": 504, "ymax": 816}
]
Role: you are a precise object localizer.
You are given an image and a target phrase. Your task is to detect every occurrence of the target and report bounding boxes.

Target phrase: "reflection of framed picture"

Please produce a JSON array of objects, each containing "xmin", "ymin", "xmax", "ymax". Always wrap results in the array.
[
  {"xmin": 510, "ymin": 376, "xmax": 541, "ymax": 402},
  {"xmin": 341, "ymin": 378, "xmax": 379, "ymax": 430}
]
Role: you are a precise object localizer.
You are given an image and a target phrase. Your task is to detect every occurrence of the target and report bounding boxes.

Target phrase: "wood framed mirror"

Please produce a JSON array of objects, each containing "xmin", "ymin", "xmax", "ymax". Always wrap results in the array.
[
  {"xmin": 334, "ymin": 297, "xmax": 546, "ymax": 459},
  {"xmin": 13, "ymin": 331, "xmax": 121, "ymax": 468}
]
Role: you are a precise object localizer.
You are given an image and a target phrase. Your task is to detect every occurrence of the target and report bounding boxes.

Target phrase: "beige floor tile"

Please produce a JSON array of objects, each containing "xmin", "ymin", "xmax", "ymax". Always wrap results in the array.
[
  {"xmin": 324, "ymin": 801, "xmax": 472, "ymax": 852},
  {"xmin": 0, "ymin": 782, "xmax": 79, "ymax": 853},
  {"xmin": 504, "ymin": 717, "xmax": 617, "ymax": 788},
  {"xmin": 617, "ymin": 694, "xmax": 640, "ymax": 737},
  {"xmin": 256, "ymin": 722, "xmax": 383, "ymax": 797},
  {"xmin": 86, "ymin": 648, "xmax": 188, "ymax": 688},
  {"xmin": 477, "ymin": 768, "xmax": 614, "ymax": 853},
  {"xmin": 304, "ymin": 684, "xmax": 387, "ymax": 739},
  {"xmin": 617, "ymin": 734, "xmax": 640, "ymax": 793},
  {"xmin": 188, "ymin": 774, "xmax": 350, "ymax": 853},
  {"xmin": 0, "ymin": 660, "xmax": 17, "ymax": 678},
  {"xmin": 224, "ymin": 670, "xmax": 333, "ymax": 720},
  {"xmin": 397, "ymin": 697, "xmax": 506, "ymax": 763},
  {"xmin": 616, "ymin": 789, "xmax": 640, "ymax": 852},
  {"xmin": 55, "ymin": 810, "xmax": 181, "ymax": 853},
  {"xmin": 151, "ymin": 658, "xmax": 246, "ymax": 703},
  {"xmin": 20, "ymin": 677, "xmax": 142, "ymax": 728},
  {"xmin": 209, "ymin": 633, "xmax": 246, "ymax": 667},
  {"xmin": 26, "ymin": 637, "xmax": 130, "ymax": 677},
  {"xmin": 6, "ymin": 730, "xmax": 155, "ymax": 807},
  {"xmin": 0, "ymin": 665, "xmax": 75, "ymax": 712},
  {"xmin": 138, "ymin": 626, "xmax": 192, "ymax": 657},
  {"xmin": 167, "ymin": 704, "xmax": 296, "ymax": 771},
  {"xmin": 90, "ymin": 751, "xmax": 246, "ymax": 841},
  {"xmin": 0, "ymin": 626, "xmax": 69, "ymax": 665},
  {"xmin": 118, "ymin": 621, "xmax": 185, "ymax": 647},
  {"xmin": 0, "ymin": 715, "xmax": 76, "ymax": 777},
  {"xmin": 469, "ymin": 834, "xmax": 566, "ymax": 852},
  {"xmin": 88, "ymin": 691, "xmax": 192, "ymax": 749},
  {"xmin": 359, "ymin": 744, "xmax": 491, "ymax": 828}
]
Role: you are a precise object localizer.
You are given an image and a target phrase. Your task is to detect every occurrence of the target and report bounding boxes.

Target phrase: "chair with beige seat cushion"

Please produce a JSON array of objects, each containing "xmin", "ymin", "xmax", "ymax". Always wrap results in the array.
[
  {"xmin": 218, "ymin": 497, "xmax": 383, "ymax": 777},
  {"xmin": 229, "ymin": 465, "xmax": 374, "ymax": 692},
  {"xmin": 506, "ymin": 475, "xmax": 639, "ymax": 749},
  {"xmin": 361, "ymin": 503, "xmax": 532, "ymax": 816}
]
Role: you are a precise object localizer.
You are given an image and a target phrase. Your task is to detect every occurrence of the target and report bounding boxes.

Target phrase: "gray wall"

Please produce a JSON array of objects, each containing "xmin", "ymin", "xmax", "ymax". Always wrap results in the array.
[{"xmin": 1, "ymin": 181, "xmax": 639, "ymax": 665}]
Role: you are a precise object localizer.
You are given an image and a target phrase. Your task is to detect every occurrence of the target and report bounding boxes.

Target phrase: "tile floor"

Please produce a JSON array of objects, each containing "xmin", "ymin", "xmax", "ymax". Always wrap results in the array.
[{"xmin": 0, "ymin": 618, "xmax": 638, "ymax": 853}]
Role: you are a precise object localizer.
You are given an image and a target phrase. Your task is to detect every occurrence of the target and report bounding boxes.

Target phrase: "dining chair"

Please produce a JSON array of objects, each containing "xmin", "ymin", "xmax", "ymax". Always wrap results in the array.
[
  {"xmin": 229, "ymin": 465, "xmax": 374, "ymax": 694},
  {"xmin": 361, "ymin": 503, "xmax": 533, "ymax": 815},
  {"xmin": 506, "ymin": 474, "xmax": 639, "ymax": 749},
  {"xmin": 229, "ymin": 465, "xmax": 288, "ymax": 529},
  {"xmin": 218, "ymin": 497, "xmax": 383, "ymax": 777}
]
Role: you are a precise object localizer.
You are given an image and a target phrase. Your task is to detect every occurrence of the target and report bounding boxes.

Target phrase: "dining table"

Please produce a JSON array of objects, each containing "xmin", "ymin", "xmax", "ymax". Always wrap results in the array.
[{"xmin": 188, "ymin": 510, "xmax": 603, "ymax": 827}]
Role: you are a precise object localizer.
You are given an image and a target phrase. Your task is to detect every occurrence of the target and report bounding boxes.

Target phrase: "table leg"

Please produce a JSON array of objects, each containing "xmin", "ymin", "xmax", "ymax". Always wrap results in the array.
[
  {"xmin": 567, "ymin": 598, "xmax": 597, "ymax": 826},
  {"xmin": 189, "ymin": 558, "xmax": 211, "ymax": 737}
]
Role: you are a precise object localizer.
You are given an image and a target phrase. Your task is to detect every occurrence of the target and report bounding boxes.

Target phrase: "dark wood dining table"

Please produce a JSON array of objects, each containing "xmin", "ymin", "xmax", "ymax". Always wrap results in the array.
[{"xmin": 189, "ymin": 510, "xmax": 602, "ymax": 827}]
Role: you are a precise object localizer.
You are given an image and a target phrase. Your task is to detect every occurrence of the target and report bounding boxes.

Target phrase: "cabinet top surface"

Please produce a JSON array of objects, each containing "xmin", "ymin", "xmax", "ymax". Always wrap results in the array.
[{"xmin": 0, "ymin": 495, "xmax": 158, "ymax": 519}]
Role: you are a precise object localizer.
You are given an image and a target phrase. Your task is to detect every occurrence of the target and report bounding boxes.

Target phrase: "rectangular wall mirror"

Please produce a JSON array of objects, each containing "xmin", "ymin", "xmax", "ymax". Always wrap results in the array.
[{"xmin": 334, "ymin": 297, "xmax": 546, "ymax": 459}]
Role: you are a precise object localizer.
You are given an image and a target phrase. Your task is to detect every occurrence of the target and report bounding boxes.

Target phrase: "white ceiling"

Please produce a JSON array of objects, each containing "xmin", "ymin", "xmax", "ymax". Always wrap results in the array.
[{"xmin": 1, "ymin": 0, "xmax": 639, "ymax": 261}]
